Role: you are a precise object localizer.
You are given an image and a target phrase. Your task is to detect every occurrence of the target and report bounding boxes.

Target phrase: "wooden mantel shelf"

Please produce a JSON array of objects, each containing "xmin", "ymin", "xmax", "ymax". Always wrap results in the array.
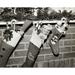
[{"xmin": 0, "ymin": 20, "xmax": 75, "ymax": 26}]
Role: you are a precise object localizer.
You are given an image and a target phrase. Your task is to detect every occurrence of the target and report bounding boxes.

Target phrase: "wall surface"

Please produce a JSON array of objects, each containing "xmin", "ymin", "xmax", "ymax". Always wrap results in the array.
[{"xmin": 0, "ymin": 21, "xmax": 75, "ymax": 67}]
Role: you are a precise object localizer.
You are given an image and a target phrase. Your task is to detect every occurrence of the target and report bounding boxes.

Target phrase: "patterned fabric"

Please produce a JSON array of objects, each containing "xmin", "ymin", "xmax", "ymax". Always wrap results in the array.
[{"xmin": 3, "ymin": 29, "xmax": 13, "ymax": 41}]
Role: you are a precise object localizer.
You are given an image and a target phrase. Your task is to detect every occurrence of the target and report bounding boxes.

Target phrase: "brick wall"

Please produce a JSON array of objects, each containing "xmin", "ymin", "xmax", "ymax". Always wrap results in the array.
[{"xmin": 0, "ymin": 21, "xmax": 75, "ymax": 67}]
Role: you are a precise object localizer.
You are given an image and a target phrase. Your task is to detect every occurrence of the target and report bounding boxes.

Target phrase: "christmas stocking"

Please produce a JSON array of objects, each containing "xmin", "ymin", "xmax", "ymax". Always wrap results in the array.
[
  {"xmin": 49, "ymin": 17, "xmax": 69, "ymax": 56},
  {"xmin": 22, "ymin": 22, "xmax": 52, "ymax": 67},
  {"xmin": 0, "ymin": 19, "xmax": 32, "ymax": 67}
]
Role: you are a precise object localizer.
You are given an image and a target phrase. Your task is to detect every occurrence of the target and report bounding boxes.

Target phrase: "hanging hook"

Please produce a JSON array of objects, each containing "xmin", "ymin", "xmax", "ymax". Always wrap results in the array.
[
  {"xmin": 6, "ymin": 21, "xmax": 9, "ymax": 29},
  {"xmin": 11, "ymin": 19, "xmax": 16, "ymax": 31}
]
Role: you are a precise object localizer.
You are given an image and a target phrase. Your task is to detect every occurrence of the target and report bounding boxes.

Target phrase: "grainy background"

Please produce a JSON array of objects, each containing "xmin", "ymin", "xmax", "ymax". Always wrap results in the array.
[{"xmin": 0, "ymin": 22, "xmax": 75, "ymax": 67}]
